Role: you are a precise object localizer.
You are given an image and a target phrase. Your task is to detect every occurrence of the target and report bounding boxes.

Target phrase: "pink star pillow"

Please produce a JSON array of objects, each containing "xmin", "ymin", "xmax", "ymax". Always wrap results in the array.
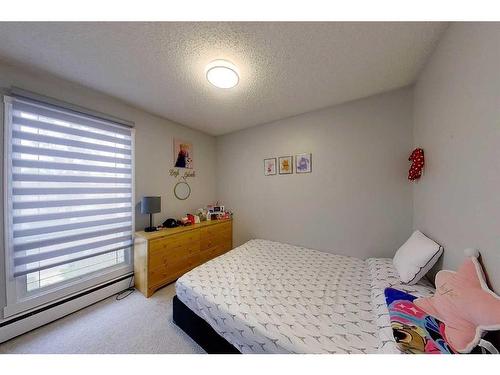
[{"xmin": 414, "ymin": 249, "xmax": 500, "ymax": 353}]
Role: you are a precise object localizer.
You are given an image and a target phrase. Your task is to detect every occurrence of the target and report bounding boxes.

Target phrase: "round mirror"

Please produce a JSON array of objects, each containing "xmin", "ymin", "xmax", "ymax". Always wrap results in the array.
[{"xmin": 174, "ymin": 181, "xmax": 191, "ymax": 200}]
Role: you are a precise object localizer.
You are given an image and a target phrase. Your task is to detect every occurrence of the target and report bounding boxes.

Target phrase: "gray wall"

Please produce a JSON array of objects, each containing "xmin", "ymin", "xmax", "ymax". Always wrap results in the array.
[
  {"xmin": 413, "ymin": 22, "xmax": 500, "ymax": 292},
  {"xmin": 0, "ymin": 61, "xmax": 217, "ymax": 315},
  {"xmin": 217, "ymin": 87, "xmax": 414, "ymax": 259}
]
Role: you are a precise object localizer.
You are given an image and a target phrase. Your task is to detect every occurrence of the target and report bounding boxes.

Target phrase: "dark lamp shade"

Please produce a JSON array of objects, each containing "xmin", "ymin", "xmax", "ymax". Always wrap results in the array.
[{"xmin": 141, "ymin": 196, "xmax": 161, "ymax": 214}]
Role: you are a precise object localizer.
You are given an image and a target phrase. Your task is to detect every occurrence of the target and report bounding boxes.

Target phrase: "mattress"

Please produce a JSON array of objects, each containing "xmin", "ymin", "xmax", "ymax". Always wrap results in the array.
[{"xmin": 175, "ymin": 239, "xmax": 435, "ymax": 354}]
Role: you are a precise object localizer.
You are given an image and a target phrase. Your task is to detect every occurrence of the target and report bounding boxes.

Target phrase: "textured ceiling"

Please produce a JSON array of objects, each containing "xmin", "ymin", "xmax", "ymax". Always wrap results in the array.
[{"xmin": 0, "ymin": 22, "xmax": 448, "ymax": 135}]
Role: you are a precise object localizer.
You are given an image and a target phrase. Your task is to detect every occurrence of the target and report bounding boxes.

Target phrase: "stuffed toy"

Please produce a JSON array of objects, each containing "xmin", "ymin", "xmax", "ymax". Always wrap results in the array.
[
  {"xmin": 408, "ymin": 148, "xmax": 424, "ymax": 181},
  {"xmin": 414, "ymin": 249, "xmax": 500, "ymax": 353}
]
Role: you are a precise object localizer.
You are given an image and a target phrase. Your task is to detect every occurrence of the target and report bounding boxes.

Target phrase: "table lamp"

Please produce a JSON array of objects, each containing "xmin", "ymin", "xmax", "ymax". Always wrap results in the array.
[{"xmin": 141, "ymin": 196, "xmax": 161, "ymax": 232}]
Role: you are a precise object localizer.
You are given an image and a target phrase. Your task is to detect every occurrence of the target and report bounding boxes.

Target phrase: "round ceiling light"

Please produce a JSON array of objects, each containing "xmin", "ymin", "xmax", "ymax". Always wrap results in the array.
[{"xmin": 206, "ymin": 60, "xmax": 239, "ymax": 89}]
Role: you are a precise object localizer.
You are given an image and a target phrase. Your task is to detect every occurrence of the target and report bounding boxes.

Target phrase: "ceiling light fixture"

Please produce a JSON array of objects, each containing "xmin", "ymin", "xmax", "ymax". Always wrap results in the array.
[{"xmin": 206, "ymin": 60, "xmax": 239, "ymax": 89}]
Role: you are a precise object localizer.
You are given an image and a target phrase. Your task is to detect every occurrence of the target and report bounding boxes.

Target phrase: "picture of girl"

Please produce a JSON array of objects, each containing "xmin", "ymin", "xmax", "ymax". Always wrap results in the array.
[{"xmin": 174, "ymin": 139, "xmax": 193, "ymax": 169}]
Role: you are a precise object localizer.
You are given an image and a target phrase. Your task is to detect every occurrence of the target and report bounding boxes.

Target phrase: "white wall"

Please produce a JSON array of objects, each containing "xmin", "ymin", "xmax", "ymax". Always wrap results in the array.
[
  {"xmin": 217, "ymin": 87, "xmax": 414, "ymax": 259},
  {"xmin": 0, "ymin": 61, "xmax": 217, "ymax": 316},
  {"xmin": 413, "ymin": 23, "xmax": 500, "ymax": 292}
]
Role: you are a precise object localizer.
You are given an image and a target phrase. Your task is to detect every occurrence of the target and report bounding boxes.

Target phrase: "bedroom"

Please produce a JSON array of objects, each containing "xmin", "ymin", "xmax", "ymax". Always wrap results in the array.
[{"xmin": 0, "ymin": 1, "xmax": 499, "ymax": 373}]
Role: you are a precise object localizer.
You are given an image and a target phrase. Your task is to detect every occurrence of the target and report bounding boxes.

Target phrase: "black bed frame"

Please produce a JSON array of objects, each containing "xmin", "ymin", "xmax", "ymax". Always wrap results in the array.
[{"xmin": 172, "ymin": 295, "xmax": 240, "ymax": 354}]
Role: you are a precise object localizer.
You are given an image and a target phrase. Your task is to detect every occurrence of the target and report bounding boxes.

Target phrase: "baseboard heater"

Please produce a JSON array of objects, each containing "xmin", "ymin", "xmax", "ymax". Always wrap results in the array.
[{"xmin": 0, "ymin": 273, "xmax": 133, "ymax": 344}]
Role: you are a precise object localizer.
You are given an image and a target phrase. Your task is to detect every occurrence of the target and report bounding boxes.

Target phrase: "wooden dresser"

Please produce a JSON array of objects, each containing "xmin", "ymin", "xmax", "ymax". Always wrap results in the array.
[{"xmin": 133, "ymin": 219, "xmax": 232, "ymax": 297}]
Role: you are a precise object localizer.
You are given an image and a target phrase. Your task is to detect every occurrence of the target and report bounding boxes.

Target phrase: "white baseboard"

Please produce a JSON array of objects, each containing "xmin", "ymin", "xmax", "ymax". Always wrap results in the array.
[{"xmin": 0, "ymin": 276, "xmax": 132, "ymax": 344}]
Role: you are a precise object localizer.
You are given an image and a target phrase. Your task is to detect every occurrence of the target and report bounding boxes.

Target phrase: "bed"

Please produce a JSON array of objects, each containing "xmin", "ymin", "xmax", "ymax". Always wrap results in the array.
[{"xmin": 174, "ymin": 239, "xmax": 435, "ymax": 354}]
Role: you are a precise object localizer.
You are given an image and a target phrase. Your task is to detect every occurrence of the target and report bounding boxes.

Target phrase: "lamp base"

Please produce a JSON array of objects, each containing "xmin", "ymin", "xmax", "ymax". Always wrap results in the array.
[{"xmin": 144, "ymin": 226, "xmax": 157, "ymax": 232}]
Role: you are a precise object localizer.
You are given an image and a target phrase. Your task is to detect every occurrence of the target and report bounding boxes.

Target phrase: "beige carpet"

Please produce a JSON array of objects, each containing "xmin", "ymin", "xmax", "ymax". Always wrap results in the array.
[{"xmin": 0, "ymin": 283, "xmax": 204, "ymax": 354}]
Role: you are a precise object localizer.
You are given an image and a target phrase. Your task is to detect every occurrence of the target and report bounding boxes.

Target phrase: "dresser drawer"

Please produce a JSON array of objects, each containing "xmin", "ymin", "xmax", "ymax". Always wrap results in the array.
[
  {"xmin": 166, "ymin": 255, "xmax": 197, "ymax": 279},
  {"xmin": 200, "ymin": 235, "xmax": 215, "ymax": 251},
  {"xmin": 150, "ymin": 231, "xmax": 199, "ymax": 255},
  {"xmin": 200, "ymin": 221, "xmax": 231, "ymax": 236},
  {"xmin": 200, "ymin": 224, "xmax": 232, "ymax": 250},
  {"xmin": 149, "ymin": 241, "xmax": 199, "ymax": 268},
  {"xmin": 219, "ymin": 221, "xmax": 232, "ymax": 234},
  {"xmin": 149, "ymin": 253, "xmax": 199, "ymax": 288},
  {"xmin": 200, "ymin": 239, "xmax": 232, "ymax": 263},
  {"xmin": 149, "ymin": 231, "xmax": 199, "ymax": 271},
  {"xmin": 148, "ymin": 264, "xmax": 171, "ymax": 288},
  {"xmin": 220, "ymin": 238, "xmax": 232, "ymax": 252},
  {"xmin": 215, "ymin": 239, "xmax": 232, "ymax": 256},
  {"xmin": 199, "ymin": 245, "xmax": 220, "ymax": 263}
]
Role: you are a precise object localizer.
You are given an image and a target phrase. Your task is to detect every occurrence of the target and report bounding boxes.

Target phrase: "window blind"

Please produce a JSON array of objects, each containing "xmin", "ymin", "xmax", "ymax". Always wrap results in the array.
[{"xmin": 6, "ymin": 97, "xmax": 134, "ymax": 280}]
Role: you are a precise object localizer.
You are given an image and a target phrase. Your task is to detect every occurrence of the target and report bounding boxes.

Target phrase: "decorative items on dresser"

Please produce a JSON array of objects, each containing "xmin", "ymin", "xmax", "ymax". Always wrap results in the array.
[{"xmin": 133, "ymin": 219, "xmax": 233, "ymax": 297}]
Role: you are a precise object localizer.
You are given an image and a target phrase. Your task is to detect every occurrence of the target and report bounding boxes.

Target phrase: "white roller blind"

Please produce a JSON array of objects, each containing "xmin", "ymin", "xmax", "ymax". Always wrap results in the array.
[{"xmin": 5, "ymin": 96, "xmax": 134, "ymax": 283}]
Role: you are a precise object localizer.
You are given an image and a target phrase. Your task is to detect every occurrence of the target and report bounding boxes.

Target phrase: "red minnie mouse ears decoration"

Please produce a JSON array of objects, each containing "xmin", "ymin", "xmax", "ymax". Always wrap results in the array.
[{"xmin": 408, "ymin": 148, "xmax": 424, "ymax": 181}]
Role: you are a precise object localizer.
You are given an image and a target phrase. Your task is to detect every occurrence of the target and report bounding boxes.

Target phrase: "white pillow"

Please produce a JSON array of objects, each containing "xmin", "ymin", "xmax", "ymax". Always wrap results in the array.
[{"xmin": 393, "ymin": 230, "xmax": 443, "ymax": 285}]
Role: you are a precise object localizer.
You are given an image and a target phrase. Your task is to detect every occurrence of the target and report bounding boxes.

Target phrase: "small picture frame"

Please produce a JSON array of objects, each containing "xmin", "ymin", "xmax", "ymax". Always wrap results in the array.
[
  {"xmin": 264, "ymin": 158, "xmax": 277, "ymax": 176},
  {"xmin": 295, "ymin": 153, "xmax": 312, "ymax": 173},
  {"xmin": 278, "ymin": 156, "xmax": 293, "ymax": 175}
]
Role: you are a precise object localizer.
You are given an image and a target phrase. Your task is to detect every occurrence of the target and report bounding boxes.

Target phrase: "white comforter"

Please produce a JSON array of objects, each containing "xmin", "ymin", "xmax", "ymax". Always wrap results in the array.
[{"xmin": 176, "ymin": 239, "xmax": 434, "ymax": 354}]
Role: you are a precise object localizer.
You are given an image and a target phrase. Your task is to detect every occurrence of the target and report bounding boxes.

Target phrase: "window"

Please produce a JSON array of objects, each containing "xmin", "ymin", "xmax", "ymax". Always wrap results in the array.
[{"xmin": 3, "ymin": 95, "xmax": 134, "ymax": 317}]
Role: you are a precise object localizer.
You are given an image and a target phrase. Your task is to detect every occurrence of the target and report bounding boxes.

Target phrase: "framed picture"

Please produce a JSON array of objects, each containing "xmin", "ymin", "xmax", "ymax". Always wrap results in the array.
[
  {"xmin": 264, "ymin": 158, "xmax": 277, "ymax": 176},
  {"xmin": 295, "ymin": 153, "xmax": 312, "ymax": 173},
  {"xmin": 173, "ymin": 139, "xmax": 193, "ymax": 169},
  {"xmin": 278, "ymin": 156, "xmax": 293, "ymax": 174}
]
